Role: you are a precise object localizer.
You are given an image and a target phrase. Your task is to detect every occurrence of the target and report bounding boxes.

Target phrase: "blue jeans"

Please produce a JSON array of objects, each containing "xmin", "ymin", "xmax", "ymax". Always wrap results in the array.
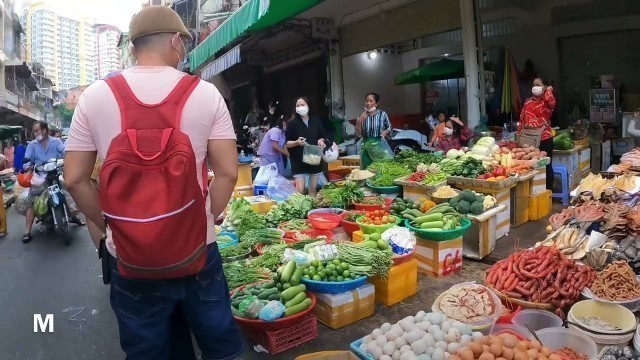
[{"xmin": 109, "ymin": 244, "xmax": 244, "ymax": 360}]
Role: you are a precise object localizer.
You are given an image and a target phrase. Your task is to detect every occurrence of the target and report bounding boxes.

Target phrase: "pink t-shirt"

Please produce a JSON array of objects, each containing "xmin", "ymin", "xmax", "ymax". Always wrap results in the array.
[{"xmin": 65, "ymin": 66, "xmax": 236, "ymax": 257}]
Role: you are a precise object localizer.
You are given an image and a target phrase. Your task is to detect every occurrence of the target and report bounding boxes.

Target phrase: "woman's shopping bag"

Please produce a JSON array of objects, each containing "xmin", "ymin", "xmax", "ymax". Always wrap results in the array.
[
  {"xmin": 302, "ymin": 145, "xmax": 323, "ymax": 165},
  {"xmin": 254, "ymin": 162, "xmax": 279, "ymax": 185}
]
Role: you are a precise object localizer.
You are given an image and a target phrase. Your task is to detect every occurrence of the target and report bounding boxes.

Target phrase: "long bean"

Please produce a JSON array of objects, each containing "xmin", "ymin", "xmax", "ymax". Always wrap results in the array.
[
  {"xmin": 336, "ymin": 242, "xmax": 393, "ymax": 279},
  {"xmin": 222, "ymin": 261, "xmax": 268, "ymax": 290}
]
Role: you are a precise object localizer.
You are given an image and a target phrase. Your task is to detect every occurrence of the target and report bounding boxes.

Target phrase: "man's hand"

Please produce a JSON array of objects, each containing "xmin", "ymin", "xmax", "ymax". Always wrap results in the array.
[
  {"xmin": 318, "ymin": 139, "xmax": 326, "ymax": 148},
  {"xmin": 381, "ymin": 130, "xmax": 390, "ymax": 138}
]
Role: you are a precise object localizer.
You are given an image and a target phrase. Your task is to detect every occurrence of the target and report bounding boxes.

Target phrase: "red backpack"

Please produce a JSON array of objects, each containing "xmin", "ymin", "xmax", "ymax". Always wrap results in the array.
[{"xmin": 100, "ymin": 74, "xmax": 208, "ymax": 279}]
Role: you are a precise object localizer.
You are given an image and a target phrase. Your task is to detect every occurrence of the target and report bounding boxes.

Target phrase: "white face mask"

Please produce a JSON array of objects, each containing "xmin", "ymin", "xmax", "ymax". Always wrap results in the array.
[
  {"xmin": 532, "ymin": 86, "xmax": 544, "ymax": 97},
  {"xmin": 269, "ymin": 108, "xmax": 275, "ymax": 115},
  {"xmin": 365, "ymin": 106, "xmax": 377, "ymax": 113},
  {"xmin": 443, "ymin": 127, "xmax": 453, "ymax": 136},
  {"xmin": 296, "ymin": 106, "xmax": 309, "ymax": 116}
]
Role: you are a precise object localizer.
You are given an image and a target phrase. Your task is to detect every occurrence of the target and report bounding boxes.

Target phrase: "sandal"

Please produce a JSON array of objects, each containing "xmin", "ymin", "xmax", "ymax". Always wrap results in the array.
[
  {"xmin": 22, "ymin": 233, "xmax": 32, "ymax": 244},
  {"xmin": 71, "ymin": 217, "xmax": 86, "ymax": 226}
]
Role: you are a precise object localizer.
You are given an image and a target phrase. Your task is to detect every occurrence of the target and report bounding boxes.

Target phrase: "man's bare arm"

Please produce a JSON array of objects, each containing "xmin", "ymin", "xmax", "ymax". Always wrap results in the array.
[
  {"xmin": 64, "ymin": 151, "xmax": 104, "ymax": 247},
  {"xmin": 208, "ymin": 139, "xmax": 238, "ymax": 219}
]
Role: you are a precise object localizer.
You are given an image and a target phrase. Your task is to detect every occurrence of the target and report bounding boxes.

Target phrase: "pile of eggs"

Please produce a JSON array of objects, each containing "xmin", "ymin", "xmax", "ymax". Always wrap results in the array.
[
  {"xmin": 453, "ymin": 334, "xmax": 560, "ymax": 360},
  {"xmin": 359, "ymin": 311, "xmax": 484, "ymax": 360}
]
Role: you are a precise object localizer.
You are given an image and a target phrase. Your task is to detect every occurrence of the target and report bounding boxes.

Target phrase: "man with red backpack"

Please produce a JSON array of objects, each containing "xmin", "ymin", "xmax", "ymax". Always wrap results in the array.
[{"xmin": 63, "ymin": 6, "xmax": 243, "ymax": 360}]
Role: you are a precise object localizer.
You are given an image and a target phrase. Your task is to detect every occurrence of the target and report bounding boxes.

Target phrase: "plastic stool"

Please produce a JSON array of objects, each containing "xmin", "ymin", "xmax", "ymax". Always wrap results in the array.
[
  {"xmin": 254, "ymin": 184, "xmax": 268, "ymax": 196},
  {"xmin": 552, "ymin": 165, "xmax": 570, "ymax": 205}
]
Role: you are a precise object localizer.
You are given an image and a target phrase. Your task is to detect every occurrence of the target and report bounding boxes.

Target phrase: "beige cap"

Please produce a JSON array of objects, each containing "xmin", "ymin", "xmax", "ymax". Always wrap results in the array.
[{"xmin": 129, "ymin": 6, "xmax": 192, "ymax": 42}]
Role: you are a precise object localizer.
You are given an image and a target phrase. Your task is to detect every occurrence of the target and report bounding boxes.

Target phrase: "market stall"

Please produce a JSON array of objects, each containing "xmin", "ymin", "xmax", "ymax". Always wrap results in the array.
[{"xmin": 215, "ymin": 135, "xmax": 640, "ymax": 359}]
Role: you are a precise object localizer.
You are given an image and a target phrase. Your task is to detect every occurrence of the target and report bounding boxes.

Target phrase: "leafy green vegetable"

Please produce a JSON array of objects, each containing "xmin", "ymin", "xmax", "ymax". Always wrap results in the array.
[
  {"xmin": 367, "ymin": 161, "xmax": 411, "ymax": 186},
  {"xmin": 223, "ymin": 261, "xmax": 269, "ymax": 290},
  {"xmin": 395, "ymin": 150, "xmax": 443, "ymax": 171},
  {"xmin": 450, "ymin": 158, "xmax": 486, "ymax": 178},
  {"xmin": 222, "ymin": 199, "xmax": 267, "ymax": 238},
  {"xmin": 265, "ymin": 194, "xmax": 315, "ymax": 227},
  {"xmin": 220, "ymin": 245, "xmax": 251, "ymax": 258},
  {"xmin": 553, "ymin": 133, "xmax": 574, "ymax": 150},
  {"xmin": 314, "ymin": 180, "xmax": 364, "ymax": 208}
]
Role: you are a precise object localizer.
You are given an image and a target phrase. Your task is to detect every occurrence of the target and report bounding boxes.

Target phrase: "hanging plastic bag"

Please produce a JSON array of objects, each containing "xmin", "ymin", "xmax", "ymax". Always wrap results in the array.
[
  {"xmin": 15, "ymin": 191, "xmax": 30, "ymax": 216},
  {"xmin": 258, "ymin": 300, "xmax": 285, "ymax": 321},
  {"xmin": 302, "ymin": 144, "xmax": 322, "ymax": 165},
  {"xmin": 266, "ymin": 175, "xmax": 296, "ymax": 202},
  {"xmin": 254, "ymin": 162, "xmax": 278, "ymax": 185},
  {"xmin": 363, "ymin": 138, "xmax": 394, "ymax": 161},
  {"xmin": 33, "ymin": 190, "xmax": 49, "ymax": 218}
]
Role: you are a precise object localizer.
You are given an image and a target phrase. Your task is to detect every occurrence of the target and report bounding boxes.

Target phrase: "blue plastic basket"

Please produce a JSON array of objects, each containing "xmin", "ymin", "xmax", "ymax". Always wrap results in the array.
[
  {"xmin": 216, "ymin": 232, "xmax": 238, "ymax": 249},
  {"xmin": 301, "ymin": 276, "xmax": 368, "ymax": 294},
  {"xmin": 350, "ymin": 338, "xmax": 374, "ymax": 360},
  {"xmin": 253, "ymin": 184, "xmax": 268, "ymax": 196},
  {"xmin": 238, "ymin": 155, "xmax": 253, "ymax": 163}
]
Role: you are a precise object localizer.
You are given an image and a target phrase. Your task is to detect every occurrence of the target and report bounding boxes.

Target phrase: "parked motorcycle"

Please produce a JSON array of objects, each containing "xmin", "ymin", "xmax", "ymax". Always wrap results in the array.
[{"xmin": 33, "ymin": 159, "xmax": 72, "ymax": 245}]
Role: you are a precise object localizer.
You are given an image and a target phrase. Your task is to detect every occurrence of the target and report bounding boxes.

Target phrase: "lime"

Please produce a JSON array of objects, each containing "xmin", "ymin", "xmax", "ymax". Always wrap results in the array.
[
  {"xmin": 332, "ymin": 259, "xmax": 341, "ymax": 266},
  {"xmin": 337, "ymin": 276, "xmax": 345, "ymax": 282},
  {"xmin": 312, "ymin": 275, "xmax": 321, "ymax": 281},
  {"xmin": 308, "ymin": 266, "xmax": 316, "ymax": 273},
  {"xmin": 310, "ymin": 260, "xmax": 319, "ymax": 267},
  {"xmin": 343, "ymin": 270, "xmax": 350, "ymax": 278},
  {"xmin": 303, "ymin": 274, "xmax": 310, "ymax": 279},
  {"xmin": 340, "ymin": 263, "xmax": 349, "ymax": 270},
  {"xmin": 332, "ymin": 270, "xmax": 338, "ymax": 276},
  {"xmin": 303, "ymin": 268, "xmax": 309, "ymax": 275},
  {"xmin": 326, "ymin": 264, "xmax": 336, "ymax": 271},
  {"xmin": 370, "ymin": 233, "xmax": 381, "ymax": 241},
  {"xmin": 307, "ymin": 269, "xmax": 316, "ymax": 277},
  {"xmin": 317, "ymin": 265, "xmax": 324, "ymax": 271},
  {"xmin": 317, "ymin": 271, "xmax": 326, "ymax": 278},
  {"xmin": 329, "ymin": 275, "xmax": 337, "ymax": 282}
]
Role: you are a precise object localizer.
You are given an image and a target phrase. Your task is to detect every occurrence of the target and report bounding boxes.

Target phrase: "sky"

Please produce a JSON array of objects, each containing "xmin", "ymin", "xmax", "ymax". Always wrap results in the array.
[{"xmin": 16, "ymin": 0, "xmax": 143, "ymax": 31}]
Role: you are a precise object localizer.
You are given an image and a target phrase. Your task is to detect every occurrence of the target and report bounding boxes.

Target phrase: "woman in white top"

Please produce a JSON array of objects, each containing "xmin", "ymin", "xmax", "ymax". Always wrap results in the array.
[{"xmin": 627, "ymin": 108, "xmax": 640, "ymax": 146}]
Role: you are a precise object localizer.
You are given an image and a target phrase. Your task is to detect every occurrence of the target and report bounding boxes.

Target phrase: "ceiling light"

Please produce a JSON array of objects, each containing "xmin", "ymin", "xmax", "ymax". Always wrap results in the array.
[
  {"xmin": 368, "ymin": 51, "xmax": 378, "ymax": 59},
  {"xmin": 443, "ymin": 53, "xmax": 450, "ymax": 57}
]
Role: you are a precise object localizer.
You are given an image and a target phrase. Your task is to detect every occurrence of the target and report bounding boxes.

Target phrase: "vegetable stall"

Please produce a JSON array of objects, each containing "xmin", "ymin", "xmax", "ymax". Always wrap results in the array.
[{"xmin": 213, "ymin": 138, "xmax": 640, "ymax": 359}]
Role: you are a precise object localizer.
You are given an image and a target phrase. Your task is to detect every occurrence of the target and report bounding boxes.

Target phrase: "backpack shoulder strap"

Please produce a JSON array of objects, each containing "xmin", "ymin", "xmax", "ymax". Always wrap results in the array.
[
  {"xmin": 104, "ymin": 74, "xmax": 134, "ymax": 131},
  {"xmin": 171, "ymin": 75, "xmax": 200, "ymax": 129}
]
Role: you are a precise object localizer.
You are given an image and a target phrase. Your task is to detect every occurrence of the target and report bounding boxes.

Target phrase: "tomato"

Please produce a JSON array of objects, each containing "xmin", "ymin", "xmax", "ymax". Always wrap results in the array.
[
  {"xmin": 373, "ymin": 220, "xmax": 381, "ymax": 225},
  {"xmin": 381, "ymin": 219, "xmax": 388, "ymax": 224}
]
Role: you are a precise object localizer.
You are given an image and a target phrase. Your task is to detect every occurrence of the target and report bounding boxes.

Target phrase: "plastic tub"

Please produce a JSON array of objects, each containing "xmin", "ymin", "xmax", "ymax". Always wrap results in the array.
[
  {"xmin": 301, "ymin": 276, "xmax": 368, "ymax": 295},
  {"xmin": 340, "ymin": 211, "xmax": 365, "ymax": 237},
  {"xmin": 292, "ymin": 229, "xmax": 333, "ymax": 242},
  {"xmin": 216, "ymin": 232, "xmax": 238, "ymax": 249},
  {"xmin": 490, "ymin": 323, "xmax": 532, "ymax": 340},
  {"xmin": 567, "ymin": 311, "xmax": 635, "ymax": 349},
  {"xmin": 512, "ymin": 309, "xmax": 563, "ymax": 332},
  {"xmin": 353, "ymin": 197, "xmax": 392, "ymax": 212},
  {"xmin": 308, "ymin": 212, "xmax": 342, "ymax": 231},
  {"xmin": 569, "ymin": 300, "xmax": 636, "ymax": 335},
  {"xmin": 535, "ymin": 328, "xmax": 598, "ymax": 360},
  {"xmin": 405, "ymin": 218, "xmax": 472, "ymax": 241},
  {"xmin": 497, "ymin": 304, "xmax": 522, "ymax": 324},
  {"xmin": 278, "ymin": 220, "xmax": 312, "ymax": 239},
  {"xmin": 307, "ymin": 208, "xmax": 345, "ymax": 216}
]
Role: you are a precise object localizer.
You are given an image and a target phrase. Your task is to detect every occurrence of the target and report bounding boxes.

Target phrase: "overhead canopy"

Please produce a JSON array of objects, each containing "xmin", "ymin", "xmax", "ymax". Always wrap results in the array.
[
  {"xmin": 190, "ymin": 0, "xmax": 325, "ymax": 70},
  {"xmin": 394, "ymin": 59, "xmax": 466, "ymax": 85},
  {"xmin": 201, "ymin": 45, "xmax": 241, "ymax": 80},
  {"xmin": 0, "ymin": 126, "xmax": 23, "ymax": 139}
]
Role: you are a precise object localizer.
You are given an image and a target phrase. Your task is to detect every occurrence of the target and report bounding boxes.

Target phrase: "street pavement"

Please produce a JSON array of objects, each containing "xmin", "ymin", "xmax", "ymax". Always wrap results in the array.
[{"xmin": 0, "ymin": 207, "xmax": 124, "ymax": 360}]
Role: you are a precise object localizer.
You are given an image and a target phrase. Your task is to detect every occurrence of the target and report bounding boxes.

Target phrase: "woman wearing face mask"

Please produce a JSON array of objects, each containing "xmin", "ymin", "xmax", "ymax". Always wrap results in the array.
[
  {"xmin": 518, "ymin": 77, "xmax": 556, "ymax": 190},
  {"xmin": 435, "ymin": 116, "xmax": 474, "ymax": 152},
  {"xmin": 356, "ymin": 92, "xmax": 392, "ymax": 169},
  {"xmin": 429, "ymin": 112, "xmax": 447, "ymax": 147},
  {"xmin": 285, "ymin": 97, "xmax": 327, "ymax": 196}
]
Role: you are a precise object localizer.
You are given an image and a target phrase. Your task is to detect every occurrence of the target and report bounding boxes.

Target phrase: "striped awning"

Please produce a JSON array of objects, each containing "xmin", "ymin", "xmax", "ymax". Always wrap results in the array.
[{"xmin": 200, "ymin": 45, "xmax": 241, "ymax": 80}]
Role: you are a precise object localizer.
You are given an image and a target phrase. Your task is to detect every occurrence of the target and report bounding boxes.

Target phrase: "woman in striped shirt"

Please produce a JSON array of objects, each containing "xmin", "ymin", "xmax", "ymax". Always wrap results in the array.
[{"xmin": 356, "ymin": 93, "xmax": 392, "ymax": 169}]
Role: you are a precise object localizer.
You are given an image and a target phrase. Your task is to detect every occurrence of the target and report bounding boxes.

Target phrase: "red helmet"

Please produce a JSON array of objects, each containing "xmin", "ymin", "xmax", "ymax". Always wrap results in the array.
[{"xmin": 17, "ymin": 172, "xmax": 32, "ymax": 188}]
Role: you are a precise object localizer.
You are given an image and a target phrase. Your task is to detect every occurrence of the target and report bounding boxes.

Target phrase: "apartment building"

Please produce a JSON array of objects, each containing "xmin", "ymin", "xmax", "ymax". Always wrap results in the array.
[
  {"xmin": 143, "ymin": 0, "xmax": 173, "ymax": 7},
  {"xmin": 96, "ymin": 24, "xmax": 120, "ymax": 79},
  {"xmin": 20, "ymin": 2, "xmax": 97, "ymax": 90}
]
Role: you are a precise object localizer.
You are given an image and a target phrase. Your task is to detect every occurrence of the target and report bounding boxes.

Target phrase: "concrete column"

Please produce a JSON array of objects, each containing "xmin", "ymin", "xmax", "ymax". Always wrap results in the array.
[
  {"xmin": 328, "ymin": 41, "xmax": 345, "ymax": 119},
  {"xmin": 459, "ymin": 0, "xmax": 481, "ymax": 130}
]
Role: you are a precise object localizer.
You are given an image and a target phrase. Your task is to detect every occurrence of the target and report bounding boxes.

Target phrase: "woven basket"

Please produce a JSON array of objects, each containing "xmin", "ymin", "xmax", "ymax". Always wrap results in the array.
[{"xmin": 486, "ymin": 283, "xmax": 555, "ymax": 310}]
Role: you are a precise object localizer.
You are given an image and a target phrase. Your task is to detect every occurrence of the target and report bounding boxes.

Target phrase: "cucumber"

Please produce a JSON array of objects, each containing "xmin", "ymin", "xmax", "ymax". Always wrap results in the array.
[
  {"xmin": 268, "ymin": 293, "xmax": 281, "ymax": 301},
  {"xmin": 242, "ymin": 289, "xmax": 251, "ymax": 296},
  {"xmin": 284, "ymin": 292, "xmax": 307, "ymax": 308},
  {"xmin": 257, "ymin": 288, "xmax": 278, "ymax": 299},
  {"xmin": 261, "ymin": 281, "xmax": 276, "ymax": 289},
  {"xmin": 281, "ymin": 284, "xmax": 306, "ymax": 301},
  {"xmin": 280, "ymin": 261, "xmax": 296, "ymax": 283},
  {"xmin": 249, "ymin": 288, "xmax": 261, "ymax": 295},
  {"xmin": 282, "ymin": 283, "xmax": 291, "ymax": 290},
  {"xmin": 420, "ymin": 221, "xmax": 444, "ymax": 229},
  {"xmin": 289, "ymin": 266, "xmax": 305, "ymax": 286},
  {"xmin": 276, "ymin": 283, "xmax": 283, "ymax": 291},
  {"xmin": 231, "ymin": 306, "xmax": 241, "ymax": 316},
  {"xmin": 231, "ymin": 299, "xmax": 242, "ymax": 308},
  {"xmin": 284, "ymin": 298, "xmax": 312, "ymax": 317},
  {"xmin": 414, "ymin": 213, "xmax": 444, "ymax": 224}
]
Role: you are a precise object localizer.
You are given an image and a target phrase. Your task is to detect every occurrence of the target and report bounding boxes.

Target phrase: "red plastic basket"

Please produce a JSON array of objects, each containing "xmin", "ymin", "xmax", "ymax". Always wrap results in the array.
[
  {"xmin": 255, "ymin": 238, "xmax": 299, "ymax": 255},
  {"xmin": 243, "ymin": 314, "xmax": 319, "ymax": 355},
  {"xmin": 353, "ymin": 197, "xmax": 392, "ymax": 212},
  {"xmin": 292, "ymin": 229, "xmax": 333, "ymax": 242},
  {"xmin": 341, "ymin": 211, "xmax": 365, "ymax": 237},
  {"xmin": 308, "ymin": 212, "xmax": 341, "ymax": 230},
  {"xmin": 278, "ymin": 220, "xmax": 312, "ymax": 239}
]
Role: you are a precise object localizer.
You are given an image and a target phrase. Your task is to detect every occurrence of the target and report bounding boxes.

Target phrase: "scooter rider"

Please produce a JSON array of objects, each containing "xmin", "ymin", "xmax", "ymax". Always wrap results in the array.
[{"xmin": 22, "ymin": 121, "xmax": 84, "ymax": 243}]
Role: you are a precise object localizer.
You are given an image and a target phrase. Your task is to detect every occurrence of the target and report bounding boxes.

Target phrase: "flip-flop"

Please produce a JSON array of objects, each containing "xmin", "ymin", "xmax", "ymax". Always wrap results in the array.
[
  {"xmin": 71, "ymin": 218, "xmax": 86, "ymax": 226},
  {"xmin": 22, "ymin": 233, "xmax": 32, "ymax": 243}
]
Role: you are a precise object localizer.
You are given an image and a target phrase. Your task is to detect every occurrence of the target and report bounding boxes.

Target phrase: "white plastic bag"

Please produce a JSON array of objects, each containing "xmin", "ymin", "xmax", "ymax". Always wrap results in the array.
[
  {"xmin": 382, "ymin": 227, "xmax": 416, "ymax": 255},
  {"xmin": 254, "ymin": 163, "xmax": 278, "ymax": 185},
  {"xmin": 266, "ymin": 176, "xmax": 296, "ymax": 201},
  {"xmin": 15, "ymin": 191, "xmax": 30, "ymax": 216}
]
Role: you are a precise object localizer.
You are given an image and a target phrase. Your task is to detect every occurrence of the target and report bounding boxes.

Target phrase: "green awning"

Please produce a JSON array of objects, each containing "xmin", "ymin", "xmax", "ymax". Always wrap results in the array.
[
  {"xmin": 394, "ymin": 59, "xmax": 466, "ymax": 85},
  {"xmin": 190, "ymin": 0, "xmax": 325, "ymax": 70}
]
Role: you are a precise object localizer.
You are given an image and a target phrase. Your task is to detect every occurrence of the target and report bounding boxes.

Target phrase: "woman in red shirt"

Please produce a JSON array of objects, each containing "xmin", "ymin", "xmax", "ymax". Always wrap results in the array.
[{"xmin": 518, "ymin": 77, "xmax": 556, "ymax": 189}]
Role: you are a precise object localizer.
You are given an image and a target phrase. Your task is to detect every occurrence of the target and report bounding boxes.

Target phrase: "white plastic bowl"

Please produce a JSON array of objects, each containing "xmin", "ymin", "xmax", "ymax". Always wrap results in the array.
[
  {"xmin": 512, "ymin": 309, "xmax": 563, "ymax": 331},
  {"xmin": 536, "ymin": 327, "xmax": 599, "ymax": 360},
  {"xmin": 569, "ymin": 300, "xmax": 636, "ymax": 334}
]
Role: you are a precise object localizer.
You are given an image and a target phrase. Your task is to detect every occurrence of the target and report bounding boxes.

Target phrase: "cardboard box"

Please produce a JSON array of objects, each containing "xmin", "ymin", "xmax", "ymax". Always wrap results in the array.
[
  {"xmin": 511, "ymin": 179, "xmax": 530, "ymax": 228},
  {"xmin": 313, "ymin": 284, "xmax": 375, "ymax": 329},
  {"xmin": 296, "ymin": 351, "xmax": 360, "ymax": 360},
  {"xmin": 414, "ymin": 237, "xmax": 463, "ymax": 278},
  {"xmin": 232, "ymin": 185, "xmax": 253, "ymax": 198},
  {"xmin": 243, "ymin": 195, "xmax": 276, "ymax": 214},
  {"xmin": 579, "ymin": 147, "xmax": 591, "ymax": 174},
  {"xmin": 531, "ymin": 168, "xmax": 547, "ymax": 196},
  {"xmin": 369, "ymin": 259, "xmax": 418, "ymax": 306}
]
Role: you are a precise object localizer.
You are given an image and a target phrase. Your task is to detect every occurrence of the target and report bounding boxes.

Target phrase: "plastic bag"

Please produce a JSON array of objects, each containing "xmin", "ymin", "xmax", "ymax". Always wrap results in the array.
[
  {"xmin": 15, "ymin": 191, "xmax": 30, "ymax": 216},
  {"xmin": 364, "ymin": 138, "xmax": 394, "ymax": 161},
  {"xmin": 382, "ymin": 227, "xmax": 416, "ymax": 255},
  {"xmin": 254, "ymin": 163, "xmax": 279, "ymax": 185},
  {"xmin": 282, "ymin": 248, "xmax": 314, "ymax": 266},
  {"xmin": 266, "ymin": 176, "xmax": 296, "ymax": 202},
  {"xmin": 302, "ymin": 144, "xmax": 322, "ymax": 165},
  {"xmin": 258, "ymin": 300, "xmax": 285, "ymax": 321},
  {"xmin": 238, "ymin": 296, "xmax": 264, "ymax": 319},
  {"xmin": 433, "ymin": 282, "xmax": 504, "ymax": 328},
  {"xmin": 33, "ymin": 191, "xmax": 49, "ymax": 218}
]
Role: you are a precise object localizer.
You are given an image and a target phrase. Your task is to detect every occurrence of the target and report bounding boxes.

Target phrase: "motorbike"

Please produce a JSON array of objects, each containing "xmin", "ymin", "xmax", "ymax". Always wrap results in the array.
[
  {"xmin": 387, "ymin": 128, "xmax": 435, "ymax": 154},
  {"xmin": 34, "ymin": 159, "xmax": 72, "ymax": 245}
]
